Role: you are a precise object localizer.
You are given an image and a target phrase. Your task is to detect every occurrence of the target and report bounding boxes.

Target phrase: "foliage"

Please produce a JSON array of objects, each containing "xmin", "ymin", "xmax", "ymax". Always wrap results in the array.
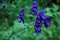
[{"xmin": 0, "ymin": 0, "xmax": 60, "ymax": 40}]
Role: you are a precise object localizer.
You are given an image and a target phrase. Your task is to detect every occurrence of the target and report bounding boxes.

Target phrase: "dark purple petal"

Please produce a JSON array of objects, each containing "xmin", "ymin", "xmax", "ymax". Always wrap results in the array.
[
  {"xmin": 18, "ymin": 8, "xmax": 25, "ymax": 23},
  {"xmin": 31, "ymin": 7, "xmax": 37, "ymax": 12},
  {"xmin": 20, "ymin": 8, "xmax": 25, "ymax": 13},
  {"xmin": 33, "ymin": 1, "xmax": 38, "ymax": 7},
  {"xmin": 37, "ymin": 10, "xmax": 45, "ymax": 20},
  {"xmin": 38, "ymin": 10, "xmax": 45, "ymax": 16},
  {"xmin": 35, "ymin": 27, "xmax": 41, "ymax": 35},
  {"xmin": 35, "ymin": 17, "xmax": 40, "ymax": 25},
  {"xmin": 34, "ymin": 14, "xmax": 42, "ymax": 35},
  {"xmin": 30, "ymin": 1, "xmax": 38, "ymax": 15},
  {"xmin": 34, "ymin": 10, "xmax": 51, "ymax": 35},
  {"xmin": 30, "ymin": 7, "xmax": 38, "ymax": 15},
  {"xmin": 34, "ymin": 22, "xmax": 42, "ymax": 35},
  {"xmin": 44, "ymin": 16, "xmax": 51, "ymax": 29}
]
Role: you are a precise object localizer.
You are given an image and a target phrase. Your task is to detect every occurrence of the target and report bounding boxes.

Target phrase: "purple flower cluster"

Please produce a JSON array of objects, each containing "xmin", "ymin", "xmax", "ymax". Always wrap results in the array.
[
  {"xmin": 34, "ymin": 15, "xmax": 42, "ymax": 35},
  {"xmin": 30, "ymin": 1, "xmax": 38, "ymax": 15},
  {"xmin": 44, "ymin": 16, "xmax": 51, "ymax": 29},
  {"xmin": 18, "ymin": 8, "xmax": 25, "ymax": 23},
  {"xmin": 17, "ymin": 0, "xmax": 51, "ymax": 35},
  {"xmin": 34, "ymin": 10, "xmax": 51, "ymax": 35}
]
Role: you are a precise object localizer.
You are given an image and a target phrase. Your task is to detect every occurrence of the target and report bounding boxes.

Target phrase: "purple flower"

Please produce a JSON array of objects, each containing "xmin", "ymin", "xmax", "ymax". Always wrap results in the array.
[
  {"xmin": 18, "ymin": 8, "xmax": 25, "ymax": 23},
  {"xmin": 38, "ymin": 10, "xmax": 45, "ymax": 20},
  {"xmin": 30, "ymin": 1, "xmax": 38, "ymax": 15},
  {"xmin": 34, "ymin": 10, "xmax": 51, "ymax": 35},
  {"xmin": 38, "ymin": 10, "xmax": 45, "ymax": 16},
  {"xmin": 38, "ymin": 10, "xmax": 51, "ymax": 29},
  {"xmin": 44, "ymin": 16, "xmax": 51, "ymax": 29},
  {"xmin": 34, "ymin": 12, "xmax": 42, "ymax": 35},
  {"xmin": 34, "ymin": 16, "xmax": 42, "ymax": 35},
  {"xmin": 33, "ymin": 1, "xmax": 38, "ymax": 8}
]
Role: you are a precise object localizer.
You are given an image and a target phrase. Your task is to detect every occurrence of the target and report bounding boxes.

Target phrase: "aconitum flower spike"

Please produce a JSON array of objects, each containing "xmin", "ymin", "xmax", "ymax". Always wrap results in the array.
[
  {"xmin": 38, "ymin": 10, "xmax": 45, "ymax": 20},
  {"xmin": 18, "ymin": 8, "xmax": 25, "ymax": 23},
  {"xmin": 44, "ymin": 16, "xmax": 51, "ymax": 29},
  {"xmin": 30, "ymin": 1, "xmax": 38, "ymax": 15},
  {"xmin": 34, "ymin": 13, "xmax": 42, "ymax": 35},
  {"xmin": 38, "ymin": 10, "xmax": 51, "ymax": 29},
  {"xmin": 38, "ymin": 10, "xmax": 45, "ymax": 16},
  {"xmin": 33, "ymin": 1, "xmax": 38, "ymax": 8},
  {"xmin": 34, "ymin": 10, "xmax": 51, "ymax": 35}
]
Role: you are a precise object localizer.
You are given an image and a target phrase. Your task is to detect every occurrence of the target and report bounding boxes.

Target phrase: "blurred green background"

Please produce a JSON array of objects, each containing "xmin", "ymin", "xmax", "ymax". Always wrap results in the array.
[{"xmin": 0, "ymin": 0, "xmax": 60, "ymax": 40}]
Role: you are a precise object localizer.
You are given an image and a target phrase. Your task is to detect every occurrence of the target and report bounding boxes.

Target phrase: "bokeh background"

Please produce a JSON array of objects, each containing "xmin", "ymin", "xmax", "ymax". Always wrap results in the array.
[{"xmin": 0, "ymin": 0, "xmax": 60, "ymax": 40}]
